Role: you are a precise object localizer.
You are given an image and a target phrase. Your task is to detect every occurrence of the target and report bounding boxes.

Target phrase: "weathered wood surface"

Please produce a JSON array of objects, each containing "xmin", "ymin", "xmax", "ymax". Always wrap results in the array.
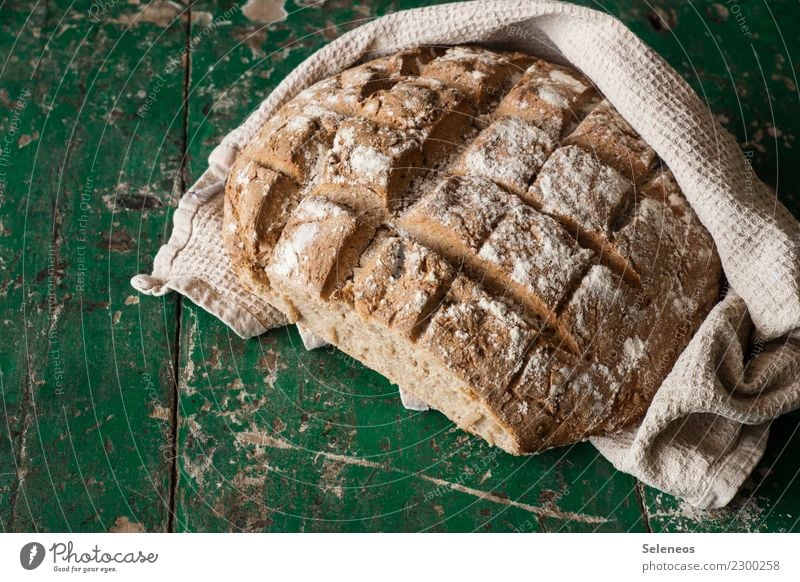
[{"xmin": 1, "ymin": 0, "xmax": 798, "ymax": 532}]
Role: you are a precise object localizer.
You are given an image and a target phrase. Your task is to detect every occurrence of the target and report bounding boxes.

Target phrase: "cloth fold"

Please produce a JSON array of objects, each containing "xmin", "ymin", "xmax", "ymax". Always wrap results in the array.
[
  {"xmin": 593, "ymin": 293, "xmax": 800, "ymax": 508},
  {"xmin": 131, "ymin": 0, "xmax": 800, "ymax": 509}
]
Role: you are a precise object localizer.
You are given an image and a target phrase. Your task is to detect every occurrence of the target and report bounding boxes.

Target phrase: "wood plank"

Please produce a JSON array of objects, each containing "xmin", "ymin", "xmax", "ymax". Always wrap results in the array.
[
  {"xmin": 178, "ymin": 0, "xmax": 800, "ymax": 532},
  {"xmin": 0, "ymin": 0, "xmax": 186, "ymax": 531},
  {"xmin": 625, "ymin": 0, "xmax": 800, "ymax": 532},
  {"xmin": 175, "ymin": 0, "xmax": 646, "ymax": 532},
  {"xmin": 0, "ymin": 1, "xmax": 51, "ymax": 532},
  {"xmin": 176, "ymin": 305, "xmax": 645, "ymax": 532}
]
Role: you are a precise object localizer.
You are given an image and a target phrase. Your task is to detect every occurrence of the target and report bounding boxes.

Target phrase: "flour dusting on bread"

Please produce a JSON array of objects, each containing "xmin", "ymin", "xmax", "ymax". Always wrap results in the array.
[{"xmin": 223, "ymin": 46, "xmax": 721, "ymax": 454}]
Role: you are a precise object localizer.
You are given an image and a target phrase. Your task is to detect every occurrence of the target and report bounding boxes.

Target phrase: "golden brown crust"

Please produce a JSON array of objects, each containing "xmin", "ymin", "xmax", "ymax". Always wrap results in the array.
[
  {"xmin": 563, "ymin": 99, "xmax": 657, "ymax": 184},
  {"xmin": 417, "ymin": 275, "xmax": 538, "ymax": 402},
  {"xmin": 421, "ymin": 45, "xmax": 521, "ymax": 111},
  {"xmin": 353, "ymin": 231, "xmax": 455, "ymax": 337},
  {"xmin": 223, "ymin": 45, "xmax": 722, "ymax": 454},
  {"xmin": 495, "ymin": 58, "xmax": 600, "ymax": 138}
]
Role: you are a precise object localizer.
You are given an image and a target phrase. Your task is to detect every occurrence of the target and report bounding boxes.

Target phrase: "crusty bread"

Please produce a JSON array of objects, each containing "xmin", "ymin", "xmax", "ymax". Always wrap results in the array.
[{"xmin": 223, "ymin": 45, "xmax": 721, "ymax": 454}]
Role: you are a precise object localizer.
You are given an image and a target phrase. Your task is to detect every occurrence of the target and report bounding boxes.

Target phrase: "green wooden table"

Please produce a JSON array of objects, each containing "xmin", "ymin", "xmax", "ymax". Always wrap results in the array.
[{"xmin": 1, "ymin": 0, "xmax": 798, "ymax": 533}]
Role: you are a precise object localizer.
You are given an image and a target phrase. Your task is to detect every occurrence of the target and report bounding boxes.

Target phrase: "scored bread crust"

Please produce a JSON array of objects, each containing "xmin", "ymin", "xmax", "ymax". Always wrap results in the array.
[{"xmin": 223, "ymin": 45, "xmax": 722, "ymax": 454}]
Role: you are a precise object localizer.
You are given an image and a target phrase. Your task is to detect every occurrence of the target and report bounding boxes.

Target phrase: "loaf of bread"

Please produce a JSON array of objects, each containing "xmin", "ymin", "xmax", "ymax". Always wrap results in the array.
[{"xmin": 223, "ymin": 46, "xmax": 721, "ymax": 453}]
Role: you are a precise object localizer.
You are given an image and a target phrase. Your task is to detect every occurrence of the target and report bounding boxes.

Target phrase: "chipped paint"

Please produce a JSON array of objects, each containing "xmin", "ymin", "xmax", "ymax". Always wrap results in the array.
[
  {"xmin": 113, "ymin": 0, "xmax": 183, "ymax": 27},
  {"xmin": 649, "ymin": 492, "xmax": 771, "ymax": 532},
  {"xmin": 214, "ymin": 393, "xmax": 270, "ymax": 426},
  {"xmin": 191, "ymin": 11, "xmax": 214, "ymax": 26},
  {"xmin": 710, "ymin": 3, "xmax": 729, "ymax": 21},
  {"xmin": 0, "ymin": 0, "xmax": 182, "ymax": 533},
  {"xmin": 257, "ymin": 348, "xmax": 285, "ymax": 390},
  {"xmin": 124, "ymin": 294, "xmax": 139, "ymax": 305},
  {"xmin": 182, "ymin": 446, "xmax": 216, "ymax": 486},
  {"xmin": 101, "ymin": 230, "xmax": 135, "ymax": 253},
  {"xmin": 149, "ymin": 404, "xmax": 170, "ymax": 421},
  {"xmin": 207, "ymin": 344, "xmax": 222, "ymax": 370},
  {"xmin": 232, "ymin": 470, "xmax": 267, "ymax": 489},
  {"xmin": 233, "ymin": 28, "xmax": 267, "ymax": 59},
  {"xmin": 241, "ymin": 0, "xmax": 288, "ymax": 24},
  {"xmin": 17, "ymin": 131, "xmax": 38, "ymax": 148},
  {"xmin": 233, "ymin": 429, "xmax": 608, "ymax": 523},
  {"xmin": 236, "ymin": 430, "xmax": 294, "ymax": 449},
  {"xmin": 181, "ymin": 318, "xmax": 198, "ymax": 393},
  {"xmin": 320, "ymin": 457, "xmax": 346, "ymax": 498},
  {"xmin": 420, "ymin": 475, "xmax": 608, "ymax": 524},
  {"xmin": 109, "ymin": 516, "xmax": 145, "ymax": 532}
]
